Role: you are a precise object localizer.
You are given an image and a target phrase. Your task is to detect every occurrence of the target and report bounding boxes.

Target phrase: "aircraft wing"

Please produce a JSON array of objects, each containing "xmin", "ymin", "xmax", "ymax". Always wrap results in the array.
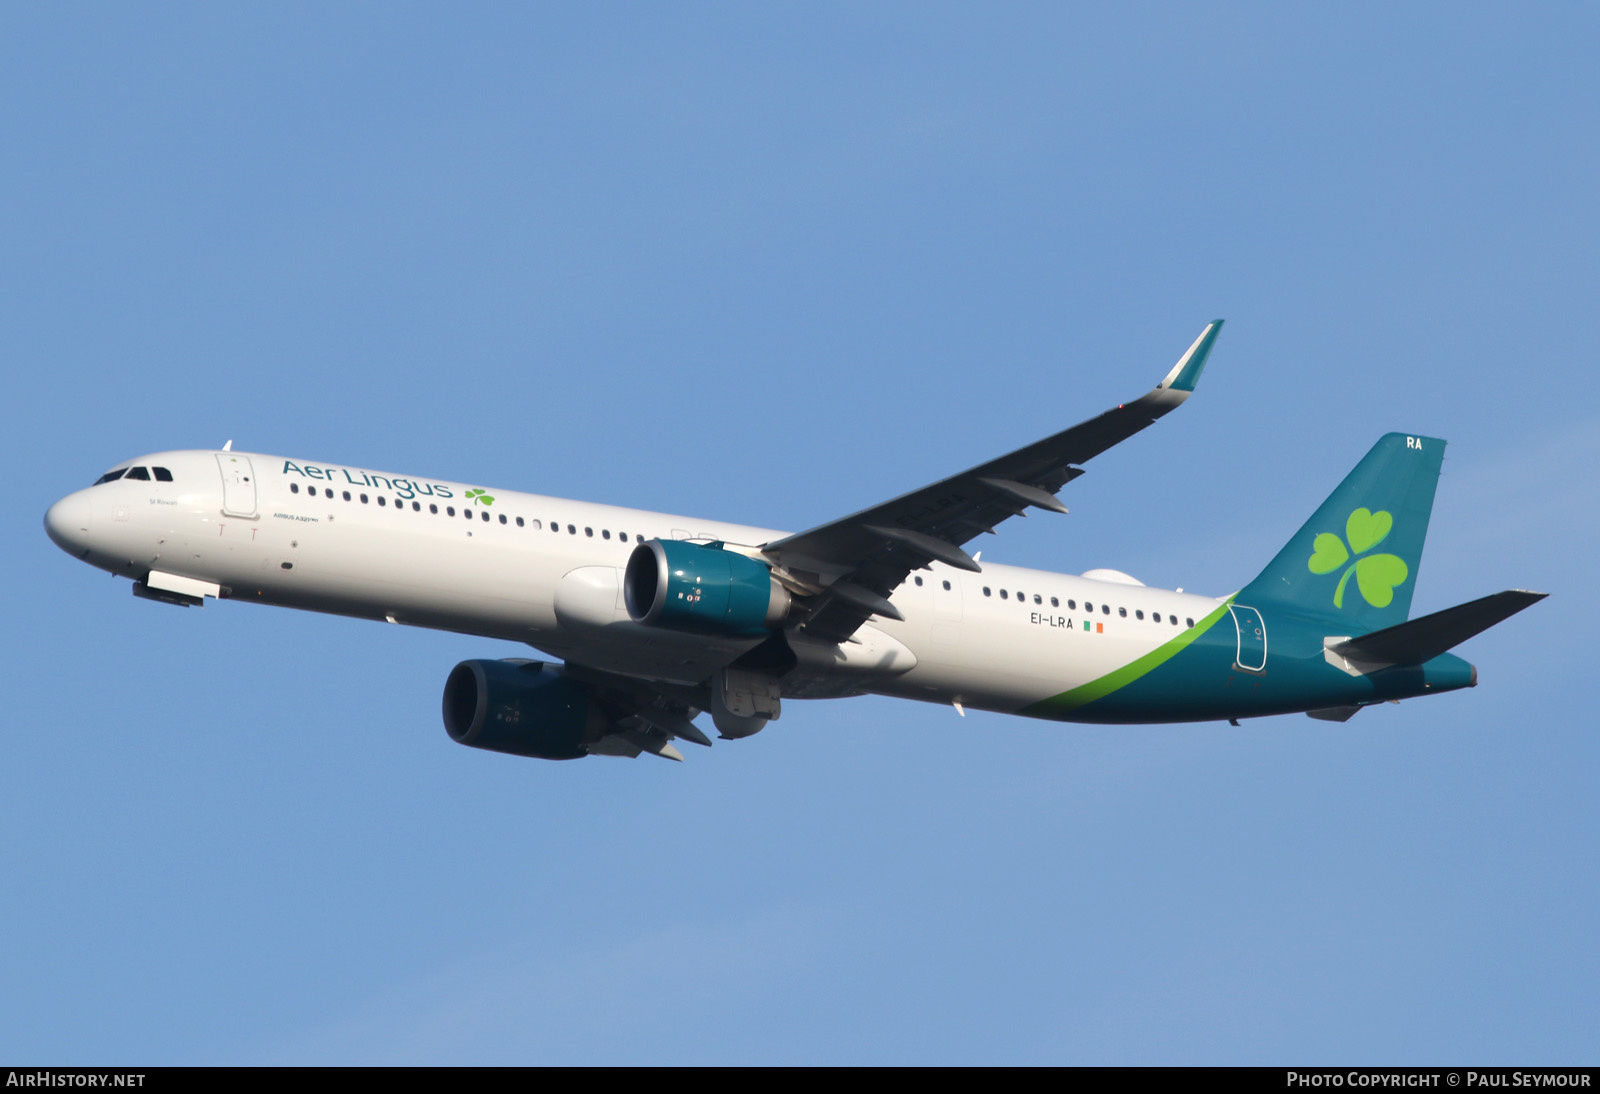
[{"xmin": 763, "ymin": 321, "xmax": 1224, "ymax": 643}]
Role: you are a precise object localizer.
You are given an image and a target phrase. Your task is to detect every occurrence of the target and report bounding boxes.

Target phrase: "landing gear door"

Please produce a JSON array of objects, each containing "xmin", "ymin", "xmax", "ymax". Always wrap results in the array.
[
  {"xmin": 1230, "ymin": 604, "xmax": 1267, "ymax": 673},
  {"xmin": 216, "ymin": 453, "xmax": 259, "ymax": 519}
]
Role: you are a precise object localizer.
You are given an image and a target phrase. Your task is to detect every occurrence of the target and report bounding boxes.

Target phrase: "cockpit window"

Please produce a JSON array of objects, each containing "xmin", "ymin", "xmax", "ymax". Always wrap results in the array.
[
  {"xmin": 93, "ymin": 468, "xmax": 127, "ymax": 485},
  {"xmin": 153, "ymin": 467, "xmax": 173, "ymax": 482},
  {"xmin": 125, "ymin": 467, "xmax": 151, "ymax": 481}
]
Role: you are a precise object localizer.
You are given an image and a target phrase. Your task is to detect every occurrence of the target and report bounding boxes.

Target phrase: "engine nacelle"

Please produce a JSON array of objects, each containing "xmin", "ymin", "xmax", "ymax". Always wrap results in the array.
[
  {"xmin": 442, "ymin": 659, "xmax": 602, "ymax": 761},
  {"xmin": 624, "ymin": 539, "xmax": 790, "ymax": 637}
]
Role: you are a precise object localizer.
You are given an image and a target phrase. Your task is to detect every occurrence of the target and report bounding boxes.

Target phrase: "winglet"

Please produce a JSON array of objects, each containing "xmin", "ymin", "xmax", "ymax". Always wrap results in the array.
[{"xmin": 1157, "ymin": 320, "xmax": 1224, "ymax": 394}]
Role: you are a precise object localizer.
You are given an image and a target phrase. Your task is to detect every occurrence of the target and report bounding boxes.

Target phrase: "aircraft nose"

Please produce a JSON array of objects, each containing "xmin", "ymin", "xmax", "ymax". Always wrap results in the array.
[{"xmin": 44, "ymin": 491, "xmax": 94, "ymax": 556}]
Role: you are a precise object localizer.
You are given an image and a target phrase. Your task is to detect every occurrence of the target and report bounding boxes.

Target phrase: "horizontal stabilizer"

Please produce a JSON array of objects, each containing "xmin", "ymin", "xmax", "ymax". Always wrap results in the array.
[{"xmin": 1331, "ymin": 589, "xmax": 1547, "ymax": 667}]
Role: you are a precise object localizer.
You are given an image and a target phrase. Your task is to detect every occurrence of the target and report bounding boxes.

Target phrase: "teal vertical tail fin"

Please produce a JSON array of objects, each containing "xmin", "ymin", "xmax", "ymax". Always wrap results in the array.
[{"xmin": 1238, "ymin": 433, "xmax": 1445, "ymax": 633}]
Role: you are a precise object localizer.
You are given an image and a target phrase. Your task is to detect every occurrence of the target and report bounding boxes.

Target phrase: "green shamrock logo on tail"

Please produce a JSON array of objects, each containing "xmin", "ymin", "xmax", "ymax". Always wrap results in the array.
[
  {"xmin": 1308, "ymin": 507, "xmax": 1408, "ymax": 608},
  {"xmin": 465, "ymin": 488, "xmax": 495, "ymax": 506}
]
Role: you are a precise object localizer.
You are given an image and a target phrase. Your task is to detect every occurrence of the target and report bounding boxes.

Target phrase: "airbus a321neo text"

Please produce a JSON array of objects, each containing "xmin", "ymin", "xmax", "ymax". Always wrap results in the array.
[{"xmin": 45, "ymin": 322, "xmax": 1544, "ymax": 762}]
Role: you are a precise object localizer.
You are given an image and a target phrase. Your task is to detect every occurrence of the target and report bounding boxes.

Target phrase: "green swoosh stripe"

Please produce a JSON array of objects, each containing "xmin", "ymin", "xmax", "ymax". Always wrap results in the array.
[{"xmin": 1022, "ymin": 598, "xmax": 1235, "ymax": 714}]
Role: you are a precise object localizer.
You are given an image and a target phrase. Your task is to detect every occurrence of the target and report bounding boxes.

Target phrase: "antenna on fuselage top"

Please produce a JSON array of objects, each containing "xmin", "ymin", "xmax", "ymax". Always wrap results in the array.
[{"xmin": 222, "ymin": 440, "xmax": 233, "ymax": 451}]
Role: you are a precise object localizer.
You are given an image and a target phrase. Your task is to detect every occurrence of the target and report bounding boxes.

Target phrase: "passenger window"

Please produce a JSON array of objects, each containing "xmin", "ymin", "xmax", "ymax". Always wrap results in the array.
[
  {"xmin": 602, "ymin": 529, "xmax": 610, "ymax": 540},
  {"xmin": 343, "ymin": 491, "xmax": 352, "ymax": 501},
  {"xmin": 1171, "ymin": 615, "xmax": 1179, "ymax": 625},
  {"xmin": 1068, "ymin": 600, "xmax": 1076, "ymax": 611},
  {"xmin": 585, "ymin": 527, "xmax": 593, "ymax": 536},
  {"xmin": 516, "ymin": 517, "xmax": 524, "ymax": 527},
  {"xmin": 290, "ymin": 483, "xmax": 299, "ymax": 494},
  {"xmin": 447, "ymin": 506, "xmax": 455, "ymax": 516},
  {"xmin": 324, "ymin": 488, "xmax": 333, "ymax": 498},
  {"xmin": 1135, "ymin": 610, "xmax": 1144, "ymax": 620},
  {"xmin": 943, "ymin": 581, "xmax": 952, "ymax": 591},
  {"xmin": 499, "ymin": 513, "xmax": 507, "ymax": 524},
  {"xmin": 480, "ymin": 511, "xmax": 489, "ymax": 522},
  {"xmin": 1084, "ymin": 602, "xmax": 1093, "ymax": 613},
  {"xmin": 617, "ymin": 531, "xmax": 625, "ymax": 541},
  {"xmin": 153, "ymin": 467, "xmax": 173, "ymax": 482},
  {"xmin": 125, "ymin": 467, "xmax": 150, "ymax": 481},
  {"xmin": 429, "ymin": 504, "xmax": 438, "ymax": 514},
  {"xmin": 1186, "ymin": 618, "xmax": 1194, "ymax": 628},
  {"xmin": 983, "ymin": 587, "xmax": 992, "ymax": 597},
  {"xmin": 360, "ymin": 494, "xmax": 369, "ymax": 504},
  {"xmin": 1034, "ymin": 594, "xmax": 1041, "ymax": 605},
  {"xmin": 1000, "ymin": 589, "xmax": 1008, "ymax": 599},
  {"xmin": 1102, "ymin": 604, "xmax": 1111, "ymax": 615},
  {"xmin": 377, "ymin": 496, "xmax": 386, "ymax": 506},
  {"xmin": 914, "ymin": 576, "xmax": 923, "ymax": 586},
  {"xmin": 1118, "ymin": 607, "xmax": 1127, "ymax": 617},
  {"xmin": 568, "ymin": 524, "xmax": 577, "ymax": 534}
]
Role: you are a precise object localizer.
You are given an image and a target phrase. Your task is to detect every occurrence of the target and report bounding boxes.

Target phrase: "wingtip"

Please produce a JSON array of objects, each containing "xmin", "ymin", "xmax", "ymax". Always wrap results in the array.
[{"xmin": 1158, "ymin": 320, "xmax": 1224, "ymax": 394}]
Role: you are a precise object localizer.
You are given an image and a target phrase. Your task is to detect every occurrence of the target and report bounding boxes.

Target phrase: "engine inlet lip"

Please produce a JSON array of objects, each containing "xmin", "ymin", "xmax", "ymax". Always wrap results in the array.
[
  {"xmin": 442, "ymin": 660, "xmax": 488, "ymax": 743},
  {"xmin": 623, "ymin": 539, "xmax": 670, "ymax": 625}
]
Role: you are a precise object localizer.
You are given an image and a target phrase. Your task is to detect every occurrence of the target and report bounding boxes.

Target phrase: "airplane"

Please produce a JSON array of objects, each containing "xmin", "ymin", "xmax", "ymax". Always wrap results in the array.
[{"xmin": 43, "ymin": 321, "xmax": 1545, "ymax": 763}]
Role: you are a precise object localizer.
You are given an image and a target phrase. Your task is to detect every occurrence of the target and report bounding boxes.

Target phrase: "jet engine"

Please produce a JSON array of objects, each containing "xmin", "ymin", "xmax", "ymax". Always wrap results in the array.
[
  {"xmin": 442, "ymin": 659, "xmax": 604, "ymax": 761},
  {"xmin": 623, "ymin": 539, "xmax": 790, "ymax": 637}
]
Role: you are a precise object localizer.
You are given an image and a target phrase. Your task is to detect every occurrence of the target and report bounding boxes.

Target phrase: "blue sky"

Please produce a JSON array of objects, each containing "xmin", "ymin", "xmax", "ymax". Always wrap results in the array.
[{"xmin": 3, "ymin": 4, "xmax": 1595, "ymax": 1064}]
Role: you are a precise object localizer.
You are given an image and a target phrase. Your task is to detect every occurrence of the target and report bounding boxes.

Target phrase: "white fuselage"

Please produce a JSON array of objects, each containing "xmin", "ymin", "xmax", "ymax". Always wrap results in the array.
[{"xmin": 45, "ymin": 449, "xmax": 1226, "ymax": 716}]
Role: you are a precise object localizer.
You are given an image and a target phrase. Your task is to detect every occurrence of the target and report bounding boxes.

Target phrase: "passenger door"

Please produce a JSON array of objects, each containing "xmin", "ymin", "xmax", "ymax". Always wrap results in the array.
[
  {"xmin": 1229, "ymin": 604, "xmax": 1267, "ymax": 672},
  {"xmin": 216, "ymin": 453, "xmax": 259, "ymax": 519}
]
